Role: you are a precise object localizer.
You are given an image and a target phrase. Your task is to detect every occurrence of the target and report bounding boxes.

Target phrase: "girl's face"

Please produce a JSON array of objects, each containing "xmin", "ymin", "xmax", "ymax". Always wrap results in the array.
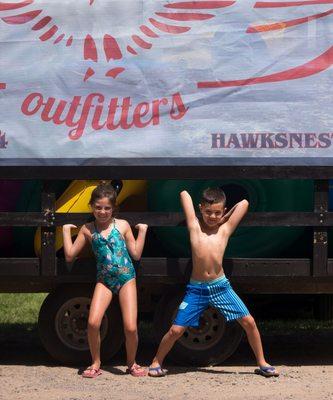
[{"xmin": 92, "ymin": 197, "xmax": 113, "ymax": 223}]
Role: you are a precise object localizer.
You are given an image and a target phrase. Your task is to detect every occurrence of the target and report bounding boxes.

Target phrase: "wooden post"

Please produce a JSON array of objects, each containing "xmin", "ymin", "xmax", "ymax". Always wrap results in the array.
[
  {"xmin": 40, "ymin": 180, "xmax": 56, "ymax": 276},
  {"xmin": 312, "ymin": 180, "xmax": 329, "ymax": 277}
]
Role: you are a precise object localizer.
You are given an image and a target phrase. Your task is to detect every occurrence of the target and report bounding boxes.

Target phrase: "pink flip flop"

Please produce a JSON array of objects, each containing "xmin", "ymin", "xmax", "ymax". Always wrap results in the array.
[
  {"xmin": 82, "ymin": 367, "xmax": 102, "ymax": 378},
  {"xmin": 126, "ymin": 364, "xmax": 147, "ymax": 377}
]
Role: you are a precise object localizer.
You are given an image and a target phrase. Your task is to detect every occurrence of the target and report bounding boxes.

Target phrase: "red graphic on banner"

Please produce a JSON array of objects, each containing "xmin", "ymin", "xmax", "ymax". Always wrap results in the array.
[
  {"xmin": 0, "ymin": 0, "xmax": 235, "ymax": 82},
  {"xmin": 1, "ymin": 9, "xmax": 41, "ymax": 24},
  {"xmin": 254, "ymin": 1, "xmax": 333, "ymax": 7},
  {"xmin": 0, "ymin": 1, "xmax": 33, "ymax": 11},
  {"xmin": 247, "ymin": 8, "xmax": 333, "ymax": 32},
  {"xmin": 20, "ymin": 91, "xmax": 189, "ymax": 140},
  {"xmin": 1, "ymin": 0, "xmax": 331, "ymax": 89},
  {"xmin": 198, "ymin": 46, "xmax": 333, "ymax": 88},
  {"xmin": 198, "ymin": 0, "xmax": 333, "ymax": 89}
]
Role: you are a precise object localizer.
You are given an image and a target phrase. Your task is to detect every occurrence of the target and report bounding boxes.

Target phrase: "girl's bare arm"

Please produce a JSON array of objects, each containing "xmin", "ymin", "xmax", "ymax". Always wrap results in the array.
[
  {"xmin": 62, "ymin": 224, "xmax": 89, "ymax": 262},
  {"xmin": 123, "ymin": 221, "xmax": 148, "ymax": 261}
]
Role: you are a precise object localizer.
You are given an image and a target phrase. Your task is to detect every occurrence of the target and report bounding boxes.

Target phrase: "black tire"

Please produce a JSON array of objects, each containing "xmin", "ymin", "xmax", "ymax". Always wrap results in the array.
[
  {"xmin": 154, "ymin": 287, "xmax": 243, "ymax": 366},
  {"xmin": 38, "ymin": 284, "xmax": 124, "ymax": 365},
  {"xmin": 314, "ymin": 294, "xmax": 333, "ymax": 321}
]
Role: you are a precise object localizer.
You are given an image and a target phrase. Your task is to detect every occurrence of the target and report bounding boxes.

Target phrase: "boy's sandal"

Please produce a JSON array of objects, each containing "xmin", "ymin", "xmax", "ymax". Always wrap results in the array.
[
  {"xmin": 82, "ymin": 366, "xmax": 102, "ymax": 378},
  {"xmin": 126, "ymin": 364, "xmax": 147, "ymax": 377},
  {"xmin": 255, "ymin": 366, "xmax": 279, "ymax": 378},
  {"xmin": 148, "ymin": 366, "xmax": 167, "ymax": 377}
]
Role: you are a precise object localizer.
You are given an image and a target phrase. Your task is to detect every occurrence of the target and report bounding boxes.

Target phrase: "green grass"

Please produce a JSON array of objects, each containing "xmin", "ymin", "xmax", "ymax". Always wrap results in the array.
[
  {"xmin": 0, "ymin": 293, "xmax": 47, "ymax": 327},
  {"xmin": 0, "ymin": 293, "xmax": 332, "ymax": 336},
  {"xmin": 257, "ymin": 318, "xmax": 333, "ymax": 334}
]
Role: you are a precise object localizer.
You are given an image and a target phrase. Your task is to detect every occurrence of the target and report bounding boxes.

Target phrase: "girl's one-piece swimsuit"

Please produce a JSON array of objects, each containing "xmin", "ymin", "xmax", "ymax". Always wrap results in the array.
[{"xmin": 91, "ymin": 219, "xmax": 135, "ymax": 294}]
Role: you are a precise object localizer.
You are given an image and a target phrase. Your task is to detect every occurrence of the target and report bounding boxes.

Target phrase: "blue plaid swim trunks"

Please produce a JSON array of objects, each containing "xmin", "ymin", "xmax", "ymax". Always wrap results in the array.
[{"xmin": 174, "ymin": 275, "xmax": 249, "ymax": 327}]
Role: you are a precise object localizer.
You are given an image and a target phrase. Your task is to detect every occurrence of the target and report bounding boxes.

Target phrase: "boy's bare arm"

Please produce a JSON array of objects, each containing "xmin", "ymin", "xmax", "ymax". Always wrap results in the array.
[
  {"xmin": 219, "ymin": 203, "xmax": 238, "ymax": 225},
  {"xmin": 180, "ymin": 190, "xmax": 197, "ymax": 229},
  {"xmin": 223, "ymin": 199, "xmax": 249, "ymax": 235}
]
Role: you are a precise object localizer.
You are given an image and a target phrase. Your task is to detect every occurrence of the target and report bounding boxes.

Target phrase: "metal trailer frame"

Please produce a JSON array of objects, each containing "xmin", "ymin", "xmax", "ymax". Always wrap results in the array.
[
  {"xmin": 0, "ymin": 166, "xmax": 332, "ymax": 296},
  {"xmin": 1, "ymin": 166, "xmax": 333, "ymax": 364}
]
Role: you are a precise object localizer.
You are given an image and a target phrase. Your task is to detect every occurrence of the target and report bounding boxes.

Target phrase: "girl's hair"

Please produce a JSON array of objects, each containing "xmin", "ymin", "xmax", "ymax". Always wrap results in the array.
[{"xmin": 89, "ymin": 181, "xmax": 117, "ymax": 209}]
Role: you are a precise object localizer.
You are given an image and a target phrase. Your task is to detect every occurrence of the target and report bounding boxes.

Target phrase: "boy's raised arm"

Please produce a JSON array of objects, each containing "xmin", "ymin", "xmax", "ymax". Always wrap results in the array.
[
  {"xmin": 180, "ymin": 190, "xmax": 197, "ymax": 229},
  {"xmin": 224, "ymin": 199, "xmax": 249, "ymax": 235}
]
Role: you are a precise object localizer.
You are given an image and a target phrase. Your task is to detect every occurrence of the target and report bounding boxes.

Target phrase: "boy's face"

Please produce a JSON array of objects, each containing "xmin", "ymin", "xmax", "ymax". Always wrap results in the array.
[{"xmin": 199, "ymin": 202, "xmax": 225, "ymax": 227}]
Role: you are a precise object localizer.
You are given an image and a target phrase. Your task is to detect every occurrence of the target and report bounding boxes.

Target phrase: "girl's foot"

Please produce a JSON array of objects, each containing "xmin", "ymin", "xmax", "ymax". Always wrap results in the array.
[
  {"xmin": 82, "ymin": 364, "xmax": 102, "ymax": 378},
  {"xmin": 126, "ymin": 363, "xmax": 147, "ymax": 377}
]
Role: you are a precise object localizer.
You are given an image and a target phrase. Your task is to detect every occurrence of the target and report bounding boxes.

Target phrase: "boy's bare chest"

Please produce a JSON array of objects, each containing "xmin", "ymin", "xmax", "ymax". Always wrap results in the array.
[{"xmin": 191, "ymin": 230, "xmax": 227, "ymax": 253}]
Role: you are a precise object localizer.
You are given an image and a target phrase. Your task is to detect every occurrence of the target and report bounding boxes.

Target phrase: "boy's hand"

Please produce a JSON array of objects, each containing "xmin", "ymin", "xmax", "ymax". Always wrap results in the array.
[
  {"xmin": 218, "ymin": 203, "xmax": 240, "ymax": 226},
  {"xmin": 219, "ymin": 208, "xmax": 230, "ymax": 225},
  {"xmin": 63, "ymin": 224, "xmax": 77, "ymax": 232},
  {"xmin": 135, "ymin": 223, "xmax": 148, "ymax": 232}
]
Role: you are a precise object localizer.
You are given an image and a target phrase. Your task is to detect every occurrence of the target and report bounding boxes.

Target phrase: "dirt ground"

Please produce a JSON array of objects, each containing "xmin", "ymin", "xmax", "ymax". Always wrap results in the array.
[{"xmin": 0, "ymin": 330, "xmax": 332, "ymax": 400}]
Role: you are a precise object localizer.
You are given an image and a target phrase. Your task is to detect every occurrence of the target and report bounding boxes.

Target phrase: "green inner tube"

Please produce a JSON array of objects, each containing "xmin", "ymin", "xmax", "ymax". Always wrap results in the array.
[{"xmin": 148, "ymin": 180, "xmax": 314, "ymax": 258}]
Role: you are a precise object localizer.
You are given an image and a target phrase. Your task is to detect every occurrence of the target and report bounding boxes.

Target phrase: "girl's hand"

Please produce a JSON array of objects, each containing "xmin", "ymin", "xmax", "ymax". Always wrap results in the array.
[
  {"xmin": 62, "ymin": 225, "xmax": 87, "ymax": 263},
  {"xmin": 63, "ymin": 224, "xmax": 77, "ymax": 232},
  {"xmin": 135, "ymin": 223, "xmax": 148, "ymax": 232}
]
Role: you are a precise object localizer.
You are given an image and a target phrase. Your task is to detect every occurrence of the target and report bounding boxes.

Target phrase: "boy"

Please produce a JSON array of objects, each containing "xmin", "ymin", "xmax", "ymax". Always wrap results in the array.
[{"xmin": 149, "ymin": 187, "xmax": 279, "ymax": 378}]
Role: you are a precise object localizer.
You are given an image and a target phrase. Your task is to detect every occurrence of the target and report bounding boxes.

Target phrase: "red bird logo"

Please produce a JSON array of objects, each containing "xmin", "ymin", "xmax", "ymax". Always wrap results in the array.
[
  {"xmin": 0, "ymin": 0, "xmax": 236, "ymax": 84},
  {"xmin": 0, "ymin": 0, "xmax": 332, "ymax": 89}
]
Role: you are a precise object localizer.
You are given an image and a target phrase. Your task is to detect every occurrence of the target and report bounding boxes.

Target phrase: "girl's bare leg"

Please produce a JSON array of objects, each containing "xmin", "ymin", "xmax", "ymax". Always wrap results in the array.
[
  {"xmin": 86, "ymin": 282, "xmax": 113, "ymax": 371},
  {"xmin": 118, "ymin": 279, "xmax": 140, "ymax": 368}
]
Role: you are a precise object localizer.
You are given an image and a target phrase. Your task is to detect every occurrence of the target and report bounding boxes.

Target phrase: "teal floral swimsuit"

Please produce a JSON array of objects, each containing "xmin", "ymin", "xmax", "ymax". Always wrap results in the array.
[{"xmin": 91, "ymin": 219, "xmax": 135, "ymax": 294}]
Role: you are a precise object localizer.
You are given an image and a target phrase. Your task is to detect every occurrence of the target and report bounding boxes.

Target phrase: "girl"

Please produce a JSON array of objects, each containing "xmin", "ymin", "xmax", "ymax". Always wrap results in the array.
[{"xmin": 63, "ymin": 182, "xmax": 148, "ymax": 377}]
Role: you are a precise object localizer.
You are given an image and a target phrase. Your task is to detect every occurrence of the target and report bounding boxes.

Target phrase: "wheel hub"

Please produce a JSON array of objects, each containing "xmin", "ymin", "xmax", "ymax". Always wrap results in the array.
[
  {"xmin": 55, "ymin": 297, "xmax": 108, "ymax": 351},
  {"xmin": 179, "ymin": 307, "xmax": 226, "ymax": 351}
]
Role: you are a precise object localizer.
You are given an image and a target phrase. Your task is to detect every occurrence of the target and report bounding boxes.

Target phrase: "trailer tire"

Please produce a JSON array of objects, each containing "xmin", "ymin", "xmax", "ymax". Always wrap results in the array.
[
  {"xmin": 38, "ymin": 285, "xmax": 124, "ymax": 365},
  {"xmin": 314, "ymin": 294, "xmax": 333, "ymax": 321},
  {"xmin": 153, "ymin": 288, "xmax": 243, "ymax": 366}
]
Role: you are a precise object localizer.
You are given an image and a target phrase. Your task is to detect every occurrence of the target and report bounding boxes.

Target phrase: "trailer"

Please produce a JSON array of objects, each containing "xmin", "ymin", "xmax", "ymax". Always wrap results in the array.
[{"xmin": 1, "ymin": 0, "xmax": 333, "ymax": 366}]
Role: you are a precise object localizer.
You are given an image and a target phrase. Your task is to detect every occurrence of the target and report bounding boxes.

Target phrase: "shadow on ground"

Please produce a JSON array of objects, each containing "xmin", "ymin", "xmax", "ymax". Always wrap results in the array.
[{"xmin": 0, "ymin": 323, "xmax": 332, "ymax": 370}]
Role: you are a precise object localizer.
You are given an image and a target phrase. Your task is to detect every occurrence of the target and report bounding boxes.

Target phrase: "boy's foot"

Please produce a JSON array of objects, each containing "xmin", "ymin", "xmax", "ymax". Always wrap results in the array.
[
  {"xmin": 126, "ymin": 363, "xmax": 147, "ymax": 377},
  {"xmin": 148, "ymin": 365, "xmax": 167, "ymax": 377},
  {"xmin": 255, "ymin": 365, "xmax": 279, "ymax": 378},
  {"xmin": 82, "ymin": 366, "xmax": 102, "ymax": 378}
]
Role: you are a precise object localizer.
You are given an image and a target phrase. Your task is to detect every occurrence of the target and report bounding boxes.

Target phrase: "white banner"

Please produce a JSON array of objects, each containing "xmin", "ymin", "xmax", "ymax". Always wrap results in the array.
[{"xmin": 0, "ymin": 0, "xmax": 332, "ymax": 165}]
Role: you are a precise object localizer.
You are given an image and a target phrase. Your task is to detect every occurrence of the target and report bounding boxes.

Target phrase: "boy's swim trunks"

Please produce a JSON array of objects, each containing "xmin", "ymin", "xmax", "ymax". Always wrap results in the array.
[{"xmin": 174, "ymin": 275, "xmax": 249, "ymax": 327}]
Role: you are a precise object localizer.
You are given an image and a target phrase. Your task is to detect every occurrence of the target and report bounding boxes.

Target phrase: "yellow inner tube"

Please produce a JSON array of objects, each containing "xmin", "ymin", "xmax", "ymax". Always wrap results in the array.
[{"xmin": 34, "ymin": 179, "xmax": 147, "ymax": 256}]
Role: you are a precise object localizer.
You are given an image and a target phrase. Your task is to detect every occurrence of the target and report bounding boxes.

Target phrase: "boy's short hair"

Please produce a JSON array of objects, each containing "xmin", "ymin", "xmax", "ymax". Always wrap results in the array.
[{"xmin": 200, "ymin": 187, "xmax": 226, "ymax": 206}]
